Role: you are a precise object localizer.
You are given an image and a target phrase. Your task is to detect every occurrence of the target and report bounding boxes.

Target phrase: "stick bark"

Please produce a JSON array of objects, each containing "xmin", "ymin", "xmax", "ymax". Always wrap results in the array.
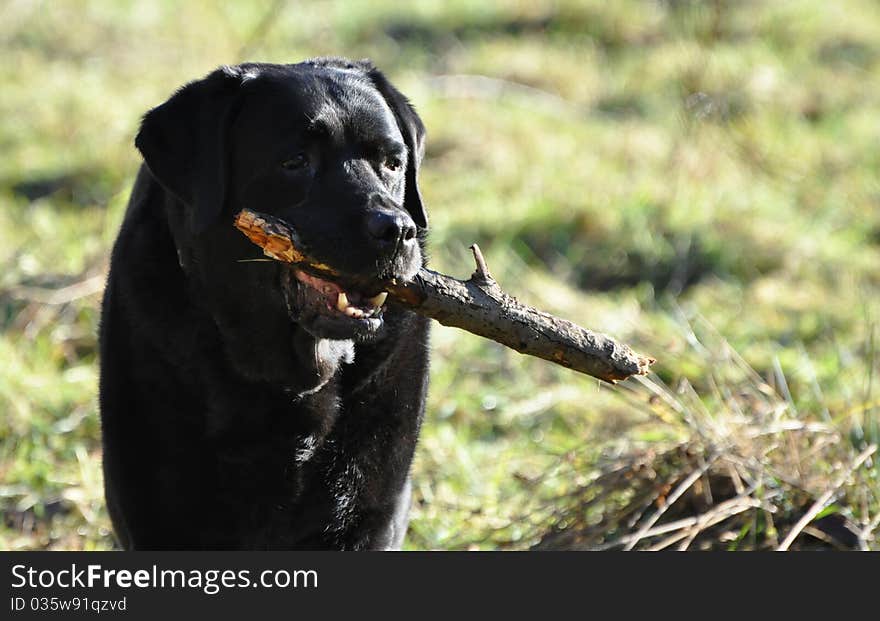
[{"xmin": 234, "ymin": 209, "xmax": 655, "ymax": 383}]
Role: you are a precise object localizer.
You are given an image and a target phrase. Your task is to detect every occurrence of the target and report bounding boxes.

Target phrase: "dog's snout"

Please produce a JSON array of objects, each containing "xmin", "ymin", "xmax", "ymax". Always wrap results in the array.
[{"xmin": 365, "ymin": 209, "xmax": 417, "ymax": 246}]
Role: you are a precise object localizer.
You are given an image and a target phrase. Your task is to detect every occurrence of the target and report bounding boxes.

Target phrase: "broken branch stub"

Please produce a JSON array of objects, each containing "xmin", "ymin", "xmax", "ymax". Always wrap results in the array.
[{"xmin": 234, "ymin": 209, "xmax": 655, "ymax": 383}]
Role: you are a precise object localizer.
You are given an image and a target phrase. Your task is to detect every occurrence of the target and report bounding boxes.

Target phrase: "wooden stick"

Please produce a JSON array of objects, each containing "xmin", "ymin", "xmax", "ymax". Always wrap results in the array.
[{"xmin": 234, "ymin": 209, "xmax": 655, "ymax": 384}]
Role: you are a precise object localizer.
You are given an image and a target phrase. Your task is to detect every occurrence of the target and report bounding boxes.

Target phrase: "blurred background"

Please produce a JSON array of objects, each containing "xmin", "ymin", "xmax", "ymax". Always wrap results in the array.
[{"xmin": 1, "ymin": 0, "xmax": 878, "ymax": 550}]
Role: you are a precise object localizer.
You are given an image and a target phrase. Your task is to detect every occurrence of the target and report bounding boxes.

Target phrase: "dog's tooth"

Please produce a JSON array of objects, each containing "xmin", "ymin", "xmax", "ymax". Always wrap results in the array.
[
  {"xmin": 336, "ymin": 292, "xmax": 349, "ymax": 311},
  {"xmin": 367, "ymin": 291, "xmax": 388, "ymax": 308},
  {"xmin": 344, "ymin": 306, "xmax": 362, "ymax": 318}
]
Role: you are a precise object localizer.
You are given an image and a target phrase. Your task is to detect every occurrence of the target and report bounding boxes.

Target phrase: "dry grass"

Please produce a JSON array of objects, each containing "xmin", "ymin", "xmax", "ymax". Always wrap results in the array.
[{"xmin": 421, "ymin": 315, "xmax": 879, "ymax": 551}]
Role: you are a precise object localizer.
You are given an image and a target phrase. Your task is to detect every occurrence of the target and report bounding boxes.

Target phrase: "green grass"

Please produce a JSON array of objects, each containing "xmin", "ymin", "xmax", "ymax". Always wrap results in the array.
[{"xmin": 1, "ymin": 0, "xmax": 878, "ymax": 550}]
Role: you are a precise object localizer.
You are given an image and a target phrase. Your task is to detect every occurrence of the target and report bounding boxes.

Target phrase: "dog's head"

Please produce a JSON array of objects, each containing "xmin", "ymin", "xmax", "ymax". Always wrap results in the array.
[{"xmin": 135, "ymin": 59, "xmax": 427, "ymax": 349}]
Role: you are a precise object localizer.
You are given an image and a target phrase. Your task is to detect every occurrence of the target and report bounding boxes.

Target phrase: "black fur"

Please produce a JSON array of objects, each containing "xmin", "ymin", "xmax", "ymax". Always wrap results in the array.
[{"xmin": 99, "ymin": 59, "xmax": 430, "ymax": 550}]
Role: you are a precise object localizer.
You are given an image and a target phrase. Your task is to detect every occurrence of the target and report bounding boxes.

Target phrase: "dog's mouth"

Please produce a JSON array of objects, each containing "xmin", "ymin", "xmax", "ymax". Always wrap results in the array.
[{"xmin": 281, "ymin": 266, "xmax": 390, "ymax": 341}]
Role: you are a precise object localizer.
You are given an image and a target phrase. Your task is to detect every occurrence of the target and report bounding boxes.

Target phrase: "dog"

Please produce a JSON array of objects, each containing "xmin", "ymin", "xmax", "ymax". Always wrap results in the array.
[{"xmin": 99, "ymin": 58, "xmax": 431, "ymax": 550}]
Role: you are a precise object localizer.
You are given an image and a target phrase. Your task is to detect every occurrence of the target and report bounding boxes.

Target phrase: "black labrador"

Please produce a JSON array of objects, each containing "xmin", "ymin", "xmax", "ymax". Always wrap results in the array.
[{"xmin": 99, "ymin": 58, "xmax": 430, "ymax": 550}]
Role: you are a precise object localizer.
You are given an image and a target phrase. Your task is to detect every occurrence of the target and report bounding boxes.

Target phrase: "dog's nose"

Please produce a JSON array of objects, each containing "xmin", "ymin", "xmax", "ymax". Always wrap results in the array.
[{"xmin": 365, "ymin": 210, "xmax": 417, "ymax": 246}]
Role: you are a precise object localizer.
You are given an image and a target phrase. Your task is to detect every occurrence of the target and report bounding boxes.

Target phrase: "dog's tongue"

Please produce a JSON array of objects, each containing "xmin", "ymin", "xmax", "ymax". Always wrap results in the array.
[
  {"xmin": 294, "ymin": 269, "xmax": 343, "ymax": 297},
  {"xmin": 293, "ymin": 269, "xmax": 388, "ymax": 318}
]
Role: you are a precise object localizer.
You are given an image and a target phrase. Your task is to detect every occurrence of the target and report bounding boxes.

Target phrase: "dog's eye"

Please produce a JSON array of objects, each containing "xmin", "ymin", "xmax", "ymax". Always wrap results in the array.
[
  {"xmin": 384, "ymin": 156, "xmax": 403, "ymax": 172},
  {"xmin": 281, "ymin": 153, "xmax": 309, "ymax": 171}
]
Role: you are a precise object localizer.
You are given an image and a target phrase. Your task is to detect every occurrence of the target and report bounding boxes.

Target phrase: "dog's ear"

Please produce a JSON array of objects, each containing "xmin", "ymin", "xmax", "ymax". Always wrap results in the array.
[
  {"xmin": 135, "ymin": 66, "xmax": 245, "ymax": 234},
  {"xmin": 363, "ymin": 66, "xmax": 428, "ymax": 230}
]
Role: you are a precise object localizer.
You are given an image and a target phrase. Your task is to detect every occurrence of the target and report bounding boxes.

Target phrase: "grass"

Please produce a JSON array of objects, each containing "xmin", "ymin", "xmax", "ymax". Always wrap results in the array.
[{"xmin": 0, "ymin": 0, "xmax": 878, "ymax": 550}]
